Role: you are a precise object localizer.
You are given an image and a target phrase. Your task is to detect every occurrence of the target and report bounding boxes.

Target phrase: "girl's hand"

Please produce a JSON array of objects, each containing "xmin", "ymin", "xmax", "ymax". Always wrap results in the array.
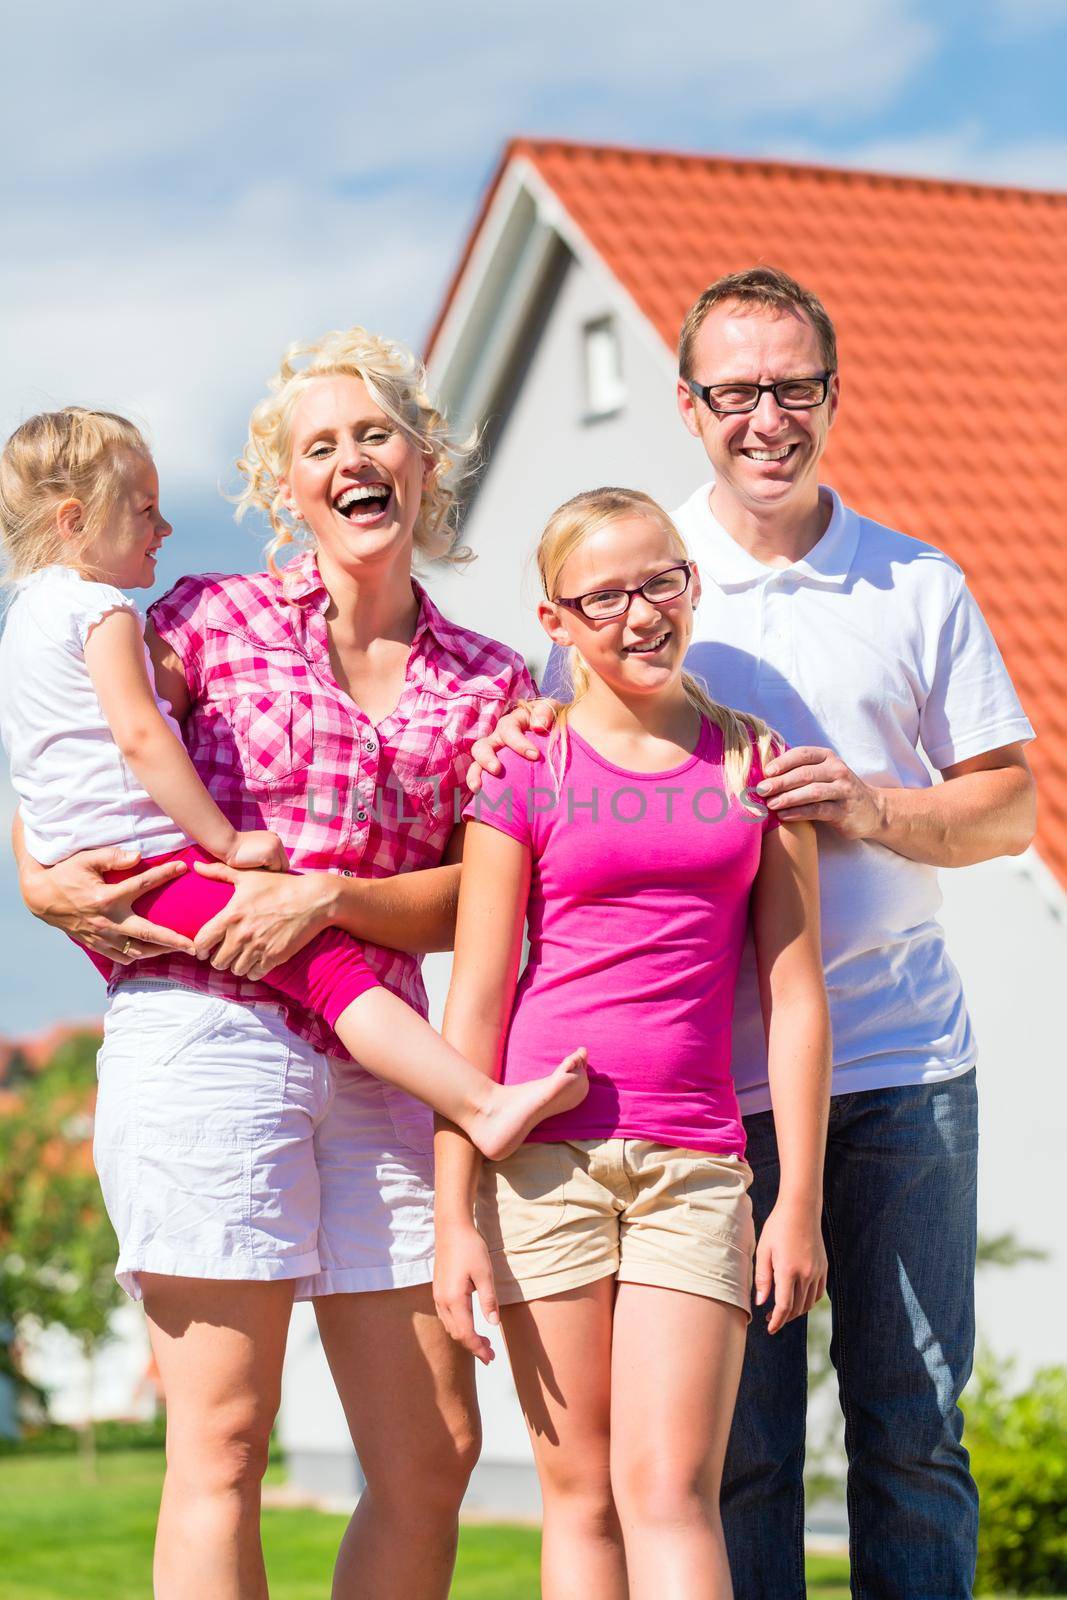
[
  {"xmin": 224, "ymin": 830, "xmax": 289, "ymax": 873},
  {"xmin": 19, "ymin": 844, "xmax": 195, "ymax": 962},
  {"xmin": 755, "ymin": 1199, "xmax": 828, "ymax": 1335},
  {"xmin": 433, "ymin": 1218, "xmax": 499, "ymax": 1365},
  {"xmin": 465, "ymin": 698, "xmax": 557, "ymax": 793},
  {"xmin": 191, "ymin": 862, "xmax": 334, "ymax": 978}
]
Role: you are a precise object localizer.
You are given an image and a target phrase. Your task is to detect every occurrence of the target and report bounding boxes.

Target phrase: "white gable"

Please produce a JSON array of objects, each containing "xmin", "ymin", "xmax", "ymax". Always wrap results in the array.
[{"xmin": 423, "ymin": 235, "xmax": 704, "ymax": 681}]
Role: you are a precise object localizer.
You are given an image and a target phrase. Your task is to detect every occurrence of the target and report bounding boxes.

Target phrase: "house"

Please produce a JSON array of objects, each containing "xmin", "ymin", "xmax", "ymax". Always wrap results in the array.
[{"xmin": 278, "ymin": 139, "xmax": 1067, "ymax": 1516}]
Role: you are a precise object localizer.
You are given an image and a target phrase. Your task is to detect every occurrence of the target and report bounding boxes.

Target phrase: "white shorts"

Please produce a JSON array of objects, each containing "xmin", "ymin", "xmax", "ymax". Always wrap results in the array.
[{"xmin": 93, "ymin": 980, "xmax": 436, "ymax": 1301}]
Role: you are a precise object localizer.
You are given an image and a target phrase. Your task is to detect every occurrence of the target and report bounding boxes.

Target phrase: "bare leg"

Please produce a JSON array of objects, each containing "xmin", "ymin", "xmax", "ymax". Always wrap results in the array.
[
  {"xmin": 142, "ymin": 1274, "xmax": 295, "ymax": 1600},
  {"xmin": 610, "ymin": 1283, "xmax": 748, "ymax": 1600},
  {"xmin": 334, "ymin": 987, "xmax": 588, "ymax": 1160},
  {"xmin": 500, "ymin": 1279, "xmax": 628, "ymax": 1600},
  {"xmin": 315, "ymin": 1284, "xmax": 481, "ymax": 1600}
]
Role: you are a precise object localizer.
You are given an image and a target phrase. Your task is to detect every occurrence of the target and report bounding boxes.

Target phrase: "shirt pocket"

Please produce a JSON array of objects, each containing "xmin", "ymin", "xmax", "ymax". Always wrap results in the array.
[
  {"xmin": 382, "ymin": 693, "xmax": 460, "ymax": 827},
  {"xmin": 385, "ymin": 689, "xmax": 501, "ymax": 828},
  {"xmin": 235, "ymin": 692, "xmax": 317, "ymax": 787}
]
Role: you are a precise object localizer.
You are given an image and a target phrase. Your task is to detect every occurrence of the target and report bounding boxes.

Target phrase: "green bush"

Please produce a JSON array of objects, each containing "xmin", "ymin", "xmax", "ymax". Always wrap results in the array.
[
  {"xmin": 0, "ymin": 1414, "xmax": 167, "ymax": 1457},
  {"xmin": 967, "ymin": 1360, "xmax": 1067, "ymax": 1596}
]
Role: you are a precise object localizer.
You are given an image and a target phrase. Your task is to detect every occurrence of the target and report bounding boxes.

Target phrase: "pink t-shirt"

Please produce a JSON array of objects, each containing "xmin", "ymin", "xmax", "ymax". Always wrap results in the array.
[{"xmin": 463, "ymin": 719, "xmax": 779, "ymax": 1156}]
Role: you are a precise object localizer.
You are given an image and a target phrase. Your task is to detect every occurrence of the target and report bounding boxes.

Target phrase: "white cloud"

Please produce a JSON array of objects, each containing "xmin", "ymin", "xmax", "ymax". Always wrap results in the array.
[
  {"xmin": 0, "ymin": 0, "xmax": 942, "ymax": 494},
  {"xmin": 2, "ymin": 0, "xmax": 937, "ymax": 191},
  {"xmin": 773, "ymin": 123, "xmax": 1067, "ymax": 189},
  {"xmin": 0, "ymin": 180, "xmax": 462, "ymax": 493},
  {"xmin": 989, "ymin": 0, "xmax": 1067, "ymax": 28}
]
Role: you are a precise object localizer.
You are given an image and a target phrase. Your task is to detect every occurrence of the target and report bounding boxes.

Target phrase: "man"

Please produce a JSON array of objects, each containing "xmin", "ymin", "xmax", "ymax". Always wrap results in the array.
[{"xmin": 466, "ymin": 266, "xmax": 1036, "ymax": 1598}]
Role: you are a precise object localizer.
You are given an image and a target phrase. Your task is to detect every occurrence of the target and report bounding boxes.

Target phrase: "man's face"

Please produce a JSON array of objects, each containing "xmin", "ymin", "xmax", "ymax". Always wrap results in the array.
[{"xmin": 677, "ymin": 301, "xmax": 839, "ymax": 518}]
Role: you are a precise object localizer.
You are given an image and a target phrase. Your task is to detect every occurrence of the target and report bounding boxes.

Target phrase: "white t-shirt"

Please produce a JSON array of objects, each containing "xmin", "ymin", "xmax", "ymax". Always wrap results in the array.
[
  {"xmin": 0, "ymin": 565, "xmax": 189, "ymax": 866},
  {"xmin": 671, "ymin": 483, "xmax": 1035, "ymax": 1111}
]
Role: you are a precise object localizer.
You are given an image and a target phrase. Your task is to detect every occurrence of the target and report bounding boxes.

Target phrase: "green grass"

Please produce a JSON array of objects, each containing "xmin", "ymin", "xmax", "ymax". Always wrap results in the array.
[{"xmin": 0, "ymin": 1449, "xmax": 1057, "ymax": 1598}]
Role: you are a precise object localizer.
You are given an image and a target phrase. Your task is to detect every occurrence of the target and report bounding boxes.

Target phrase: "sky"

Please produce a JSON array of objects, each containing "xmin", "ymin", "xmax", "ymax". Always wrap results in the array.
[{"xmin": 1, "ymin": 0, "xmax": 1065, "ymax": 1033}]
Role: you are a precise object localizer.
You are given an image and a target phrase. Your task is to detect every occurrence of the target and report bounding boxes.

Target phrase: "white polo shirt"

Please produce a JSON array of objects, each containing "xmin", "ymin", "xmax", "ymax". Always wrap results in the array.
[{"xmin": 672, "ymin": 482, "xmax": 1035, "ymax": 1111}]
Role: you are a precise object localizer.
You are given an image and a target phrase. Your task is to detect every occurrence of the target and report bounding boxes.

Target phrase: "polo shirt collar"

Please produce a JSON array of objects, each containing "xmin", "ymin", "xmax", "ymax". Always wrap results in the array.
[{"xmin": 696, "ymin": 486, "xmax": 860, "ymax": 591}]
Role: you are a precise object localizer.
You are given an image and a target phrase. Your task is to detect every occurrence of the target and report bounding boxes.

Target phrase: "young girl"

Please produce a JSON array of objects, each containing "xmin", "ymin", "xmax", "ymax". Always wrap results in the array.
[
  {"xmin": 434, "ymin": 488, "xmax": 831, "ymax": 1600},
  {"xmin": 0, "ymin": 407, "xmax": 586, "ymax": 1162}
]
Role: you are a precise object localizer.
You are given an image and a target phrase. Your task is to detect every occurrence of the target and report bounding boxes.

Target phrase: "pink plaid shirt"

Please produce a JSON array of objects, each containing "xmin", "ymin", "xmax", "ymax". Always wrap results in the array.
[{"xmin": 139, "ymin": 552, "xmax": 535, "ymax": 1062}]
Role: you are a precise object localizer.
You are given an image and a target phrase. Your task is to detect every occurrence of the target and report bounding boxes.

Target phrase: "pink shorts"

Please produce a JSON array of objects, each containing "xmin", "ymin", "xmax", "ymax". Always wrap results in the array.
[{"xmin": 89, "ymin": 844, "xmax": 379, "ymax": 1035}]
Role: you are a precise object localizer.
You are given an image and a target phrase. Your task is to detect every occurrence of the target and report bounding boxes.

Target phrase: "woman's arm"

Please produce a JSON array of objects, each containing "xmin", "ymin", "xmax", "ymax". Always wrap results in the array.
[
  {"xmin": 433, "ymin": 821, "xmax": 532, "ymax": 1363},
  {"xmin": 84, "ymin": 610, "xmax": 285, "ymax": 869},
  {"xmin": 333, "ymin": 818, "xmax": 467, "ymax": 952},
  {"xmin": 750, "ymin": 819, "xmax": 831, "ymax": 1335},
  {"xmin": 188, "ymin": 824, "xmax": 467, "ymax": 978}
]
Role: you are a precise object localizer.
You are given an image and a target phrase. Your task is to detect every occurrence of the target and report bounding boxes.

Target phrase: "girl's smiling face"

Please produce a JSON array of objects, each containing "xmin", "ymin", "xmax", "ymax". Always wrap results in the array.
[
  {"xmin": 280, "ymin": 374, "xmax": 428, "ymax": 578},
  {"xmin": 539, "ymin": 513, "xmax": 701, "ymax": 702},
  {"xmin": 74, "ymin": 451, "xmax": 172, "ymax": 589}
]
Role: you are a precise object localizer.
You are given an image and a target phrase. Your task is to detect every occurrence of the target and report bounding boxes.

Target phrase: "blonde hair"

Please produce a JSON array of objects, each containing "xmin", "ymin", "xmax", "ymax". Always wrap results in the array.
[
  {"xmin": 537, "ymin": 487, "xmax": 783, "ymax": 798},
  {"xmin": 679, "ymin": 265, "xmax": 837, "ymax": 380},
  {"xmin": 235, "ymin": 326, "xmax": 474, "ymax": 575},
  {"xmin": 0, "ymin": 408, "xmax": 150, "ymax": 582}
]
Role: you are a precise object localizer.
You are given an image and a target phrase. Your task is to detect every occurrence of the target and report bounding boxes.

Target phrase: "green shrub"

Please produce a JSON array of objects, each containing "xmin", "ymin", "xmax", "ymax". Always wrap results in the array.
[
  {"xmin": 0, "ymin": 1413, "xmax": 167, "ymax": 1457},
  {"xmin": 966, "ymin": 1360, "xmax": 1067, "ymax": 1596}
]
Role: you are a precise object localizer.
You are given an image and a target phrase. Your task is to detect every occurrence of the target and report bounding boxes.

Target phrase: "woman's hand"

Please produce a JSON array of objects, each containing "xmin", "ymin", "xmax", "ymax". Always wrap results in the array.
[
  {"xmin": 19, "ymin": 844, "xmax": 196, "ymax": 963},
  {"xmin": 433, "ymin": 1217, "xmax": 499, "ymax": 1365},
  {"xmin": 191, "ymin": 861, "xmax": 336, "ymax": 978},
  {"xmin": 754, "ymin": 1198, "xmax": 828, "ymax": 1335},
  {"xmin": 465, "ymin": 698, "xmax": 557, "ymax": 793}
]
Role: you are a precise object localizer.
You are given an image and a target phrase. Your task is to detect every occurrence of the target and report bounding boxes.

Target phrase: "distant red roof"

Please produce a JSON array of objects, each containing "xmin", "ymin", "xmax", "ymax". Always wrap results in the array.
[
  {"xmin": 0, "ymin": 1019, "xmax": 102, "ymax": 1087},
  {"xmin": 429, "ymin": 138, "xmax": 1067, "ymax": 888}
]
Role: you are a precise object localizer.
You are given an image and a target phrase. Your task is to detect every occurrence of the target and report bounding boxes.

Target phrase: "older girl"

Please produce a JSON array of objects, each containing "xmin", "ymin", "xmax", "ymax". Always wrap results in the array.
[
  {"xmin": 434, "ymin": 488, "xmax": 831, "ymax": 1600},
  {"xmin": 12, "ymin": 332, "xmax": 550, "ymax": 1599}
]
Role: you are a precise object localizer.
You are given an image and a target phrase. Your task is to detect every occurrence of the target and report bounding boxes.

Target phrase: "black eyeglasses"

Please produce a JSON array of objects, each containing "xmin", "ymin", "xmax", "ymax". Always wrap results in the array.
[
  {"xmin": 686, "ymin": 372, "xmax": 834, "ymax": 414},
  {"xmin": 554, "ymin": 563, "xmax": 693, "ymax": 621}
]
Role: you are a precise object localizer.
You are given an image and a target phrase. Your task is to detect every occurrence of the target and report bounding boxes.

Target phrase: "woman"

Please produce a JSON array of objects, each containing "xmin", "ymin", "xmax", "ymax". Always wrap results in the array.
[
  {"xmin": 434, "ymin": 489, "xmax": 831, "ymax": 1598},
  {"xmin": 14, "ymin": 328, "xmax": 535, "ymax": 1599}
]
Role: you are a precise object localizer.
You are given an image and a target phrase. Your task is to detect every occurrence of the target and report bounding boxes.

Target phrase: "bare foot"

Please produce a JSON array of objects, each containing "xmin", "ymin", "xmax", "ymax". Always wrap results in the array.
[{"xmin": 469, "ymin": 1050, "xmax": 589, "ymax": 1162}]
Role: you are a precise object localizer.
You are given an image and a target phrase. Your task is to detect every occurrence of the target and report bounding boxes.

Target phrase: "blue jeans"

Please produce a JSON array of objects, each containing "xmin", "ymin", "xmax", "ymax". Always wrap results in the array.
[{"xmin": 722, "ymin": 1072, "xmax": 980, "ymax": 1599}]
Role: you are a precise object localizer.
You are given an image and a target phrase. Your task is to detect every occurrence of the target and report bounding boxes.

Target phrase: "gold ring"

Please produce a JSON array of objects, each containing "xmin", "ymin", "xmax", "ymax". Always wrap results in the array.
[{"xmin": 121, "ymin": 939, "xmax": 134, "ymax": 957}]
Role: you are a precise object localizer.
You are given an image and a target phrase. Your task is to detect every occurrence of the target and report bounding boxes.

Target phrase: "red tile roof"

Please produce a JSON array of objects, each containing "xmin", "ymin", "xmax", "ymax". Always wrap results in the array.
[{"xmin": 429, "ymin": 138, "xmax": 1067, "ymax": 889}]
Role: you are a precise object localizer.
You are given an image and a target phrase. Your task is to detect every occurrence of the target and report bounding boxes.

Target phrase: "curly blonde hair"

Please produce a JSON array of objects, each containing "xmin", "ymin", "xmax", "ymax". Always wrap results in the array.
[
  {"xmin": 0, "ymin": 408, "xmax": 150, "ymax": 582},
  {"xmin": 235, "ymin": 327, "xmax": 474, "ymax": 574},
  {"xmin": 537, "ymin": 486, "xmax": 784, "ymax": 799}
]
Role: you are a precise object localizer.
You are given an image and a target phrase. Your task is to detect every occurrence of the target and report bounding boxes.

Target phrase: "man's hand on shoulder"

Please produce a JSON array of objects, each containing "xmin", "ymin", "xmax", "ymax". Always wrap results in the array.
[
  {"xmin": 756, "ymin": 746, "xmax": 885, "ymax": 840},
  {"xmin": 466, "ymin": 697, "xmax": 558, "ymax": 793}
]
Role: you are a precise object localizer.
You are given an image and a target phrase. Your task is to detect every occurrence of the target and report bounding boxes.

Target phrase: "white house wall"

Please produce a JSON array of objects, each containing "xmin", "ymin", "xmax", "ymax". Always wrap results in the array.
[
  {"xmin": 422, "ymin": 247, "xmax": 707, "ymax": 686},
  {"xmin": 937, "ymin": 855, "xmax": 1066, "ymax": 1373}
]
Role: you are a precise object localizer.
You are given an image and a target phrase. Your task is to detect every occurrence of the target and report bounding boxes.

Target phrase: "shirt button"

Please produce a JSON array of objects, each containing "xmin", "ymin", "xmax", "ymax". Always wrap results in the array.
[
  {"xmin": 357, "ymin": 810, "xmax": 368, "ymax": 822},
  {"xmin": 340, "ymin": 869, "xmax": 353, "ymax": 877},
  {"xmin": 364, "ymin": 737, "xmax": 377, "ymax": 753}
]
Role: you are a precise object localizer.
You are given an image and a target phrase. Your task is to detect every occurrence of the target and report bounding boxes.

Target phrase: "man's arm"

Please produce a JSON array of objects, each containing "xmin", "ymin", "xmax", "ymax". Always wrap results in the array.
[
  {"xmin": 12, "ymin": 812, "xmax": 195, "ymax": 961},
  {"xmin": 877, "ymin": 745, "xmax": 1036, "ymax": 866},
  {"xmin": 757, "ymin": 742, "xmax": 1036, "ymax": 869}
]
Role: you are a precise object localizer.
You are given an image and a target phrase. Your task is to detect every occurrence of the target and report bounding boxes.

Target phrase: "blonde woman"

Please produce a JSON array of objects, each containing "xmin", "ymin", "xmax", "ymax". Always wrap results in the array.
[
  {"xmin": 12, "ymin": 332, "xmax": 542, "ymax": 1599},
  {"xmin": 434, "ymin": 489, "xmax": 831, "ymax": 1599}
]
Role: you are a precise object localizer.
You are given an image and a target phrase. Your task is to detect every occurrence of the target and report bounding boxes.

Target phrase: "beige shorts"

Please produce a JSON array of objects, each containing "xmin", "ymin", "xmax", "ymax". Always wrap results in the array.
[{"xmin": 476, "ymin": 1138, "xmax": 755, "ymax": 1315}]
